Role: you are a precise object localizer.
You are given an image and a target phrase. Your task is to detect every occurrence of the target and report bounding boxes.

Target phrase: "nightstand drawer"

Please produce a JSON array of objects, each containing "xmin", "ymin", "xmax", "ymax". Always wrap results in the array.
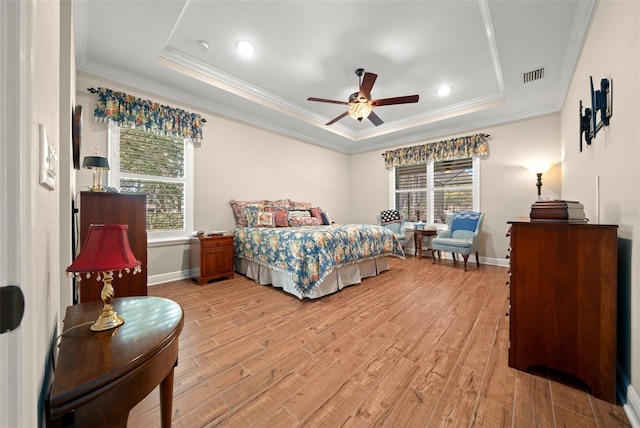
[{"xmin": 201, "ymin": 235, "xmax": 233, "ymax": 248}]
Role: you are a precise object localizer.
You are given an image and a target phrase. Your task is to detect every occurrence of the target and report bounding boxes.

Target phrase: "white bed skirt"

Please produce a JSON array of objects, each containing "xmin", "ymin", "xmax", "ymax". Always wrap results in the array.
[{"xmin": 234, "ymin": 256, "xmax": 391, "ymax": 299}]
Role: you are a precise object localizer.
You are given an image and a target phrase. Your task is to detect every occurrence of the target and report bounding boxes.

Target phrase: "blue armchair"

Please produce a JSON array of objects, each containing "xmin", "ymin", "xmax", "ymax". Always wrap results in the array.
[
  {"xmin": 377, "ymin": 210, "xmax": 406, "ymax": 248},
  {"xmin": 432, "ymin": 211, "xmax": 484, "ymax": 271}
]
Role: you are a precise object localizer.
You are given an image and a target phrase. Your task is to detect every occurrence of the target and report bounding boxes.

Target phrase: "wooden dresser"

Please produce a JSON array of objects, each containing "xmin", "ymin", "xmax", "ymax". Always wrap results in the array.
[
  {"xmin": 506, "ymin": 219, "xmax": 618, "ymax": 402},
  {"xmin": 79, "ymin": 192, "xmax": 147, "ymax": 302},
  {"xmin": 190, "ymin": 235, "xmax": 234, "ymax": 285}
]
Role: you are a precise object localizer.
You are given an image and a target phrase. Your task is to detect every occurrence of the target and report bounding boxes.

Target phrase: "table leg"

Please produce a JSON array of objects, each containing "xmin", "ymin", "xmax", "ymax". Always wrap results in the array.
[
  {"xmin": 415, "ymin": 232, "xmax": 422, "ymax": 259},
  {"xmin": 160, "ymin": 365, "xmax": 175, "ymax": 428},
  {"xmin": 426, "ymin": 234, "xmax": 436, "ymax": 263}
]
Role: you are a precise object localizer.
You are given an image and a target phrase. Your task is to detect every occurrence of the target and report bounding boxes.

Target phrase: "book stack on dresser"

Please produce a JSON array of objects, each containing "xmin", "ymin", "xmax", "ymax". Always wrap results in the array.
[{"xmin": 529, "ymin": 200, "xmax": 586, "ymax": 221}]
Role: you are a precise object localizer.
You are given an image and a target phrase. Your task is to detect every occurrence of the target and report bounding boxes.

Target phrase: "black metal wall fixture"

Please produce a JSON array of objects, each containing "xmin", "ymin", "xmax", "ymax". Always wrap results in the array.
[
  {"xmin": 580, "ymin": 76, "xmax": 613, "ymax": 152},
  {"xmin": 1, "ymin": 285, "xmax": 25, "ymax": 333}
]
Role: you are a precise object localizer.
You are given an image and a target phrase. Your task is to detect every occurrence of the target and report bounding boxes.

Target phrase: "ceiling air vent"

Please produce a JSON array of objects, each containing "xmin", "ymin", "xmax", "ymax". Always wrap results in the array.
[{"xmin": 522, "ymin": 67, "xmax": 545, "ymax": 84}]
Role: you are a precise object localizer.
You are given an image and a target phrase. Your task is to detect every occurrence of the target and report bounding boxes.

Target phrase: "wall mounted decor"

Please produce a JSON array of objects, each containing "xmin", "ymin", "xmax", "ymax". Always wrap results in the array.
[
  {"xmin": 72, "ymin": 105, "xmax": 82, "ymax": 170},
  {"xmin": 580, "ymin": 76, "xmax": 613, "ymax": 152}
]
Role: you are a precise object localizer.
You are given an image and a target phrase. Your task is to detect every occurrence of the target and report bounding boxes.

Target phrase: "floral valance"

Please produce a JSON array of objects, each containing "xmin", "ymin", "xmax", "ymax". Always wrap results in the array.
[
  {"xmin": 382, "ymin": 133, "xmax": 490, "ymax": 169},
  {"xmin": 91, "ymin": 87, "xmax": 205, "ymax": 143}
]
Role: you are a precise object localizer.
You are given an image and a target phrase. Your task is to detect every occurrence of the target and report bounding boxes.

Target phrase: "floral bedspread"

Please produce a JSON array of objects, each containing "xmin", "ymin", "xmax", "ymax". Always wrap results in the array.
[{"xmin": 234, "ymin": 224, "xmax": 405, "ymax": 295}]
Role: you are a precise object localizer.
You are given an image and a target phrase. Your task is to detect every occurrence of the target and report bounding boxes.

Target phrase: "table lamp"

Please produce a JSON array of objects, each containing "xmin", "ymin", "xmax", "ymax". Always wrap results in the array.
[
  {"xmin": 525, "ymin": 162, "xmax": 553, "ymax": 199},
  {"xmin": 66, "ymin": 224, "xmax": 141, "ymax": 331},
  {"xmin": 82, "ymin": 155, "xmax": 109, "ymax": 192}
]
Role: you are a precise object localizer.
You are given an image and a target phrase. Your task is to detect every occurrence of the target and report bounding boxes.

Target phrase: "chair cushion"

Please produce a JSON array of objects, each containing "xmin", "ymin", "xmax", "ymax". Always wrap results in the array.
[
  {"xmin": 432, "ymin": 237, "xmax": 472, "ymax": 249},
  {"xmin": 451, "ymin": 230, "xmax": 475, "ymax": 240}
]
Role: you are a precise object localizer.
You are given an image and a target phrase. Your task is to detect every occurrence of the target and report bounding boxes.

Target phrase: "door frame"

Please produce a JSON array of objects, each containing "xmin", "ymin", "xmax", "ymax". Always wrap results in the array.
[{"xmin": 0, "ymin": 1, "xmax": 37, "ymax": 427}]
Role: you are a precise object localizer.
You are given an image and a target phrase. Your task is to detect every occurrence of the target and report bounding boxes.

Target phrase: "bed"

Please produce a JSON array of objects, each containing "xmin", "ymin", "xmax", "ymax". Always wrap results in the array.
[{"xmin": 233, "ymin": 223, "xmax": 405, "ymax": 299}]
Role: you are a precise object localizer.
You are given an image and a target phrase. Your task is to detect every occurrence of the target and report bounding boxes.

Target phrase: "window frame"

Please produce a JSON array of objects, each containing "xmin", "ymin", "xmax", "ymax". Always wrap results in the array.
[
  {"xmin": 107, "ymin": 120, "xmax": 194, "ymax": 242},
  {"xmin": 389, "ymin": 157, "xmax": 480, "ymax": 225}
]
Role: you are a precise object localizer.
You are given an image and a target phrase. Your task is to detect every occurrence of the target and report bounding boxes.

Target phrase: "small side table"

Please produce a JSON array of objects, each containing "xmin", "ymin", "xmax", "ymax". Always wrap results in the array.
[
  {"xmin": 414, "ymin": 229, "xmax": 437, "ymax": 261},
  {"xmin": 47, "ymin": 297, "xmax": 184, "ymax": 428}
]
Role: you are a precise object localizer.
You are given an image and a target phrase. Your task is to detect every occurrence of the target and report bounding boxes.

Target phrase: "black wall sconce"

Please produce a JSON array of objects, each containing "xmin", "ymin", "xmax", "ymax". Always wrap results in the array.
[{"xmin": 580, "ymin": 76, "xmax": 613, "ymax": 152}]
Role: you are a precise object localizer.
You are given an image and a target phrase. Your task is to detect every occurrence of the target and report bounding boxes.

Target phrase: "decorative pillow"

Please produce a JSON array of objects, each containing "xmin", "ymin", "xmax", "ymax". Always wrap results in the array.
[
  {"xmin": 243, "ymin": 206, "xmax": 275, "ymax": 228},
  {"xmin": 289, "ymin": 200, "xmax": 312, "ymax": 211},
  {"xmin": 230, "ymin": 199, "xmax": 265, "ymax": 228},
  {"xmin": 243, "ymin": 205, "xmax": 259, "ymax": 227},
  {"xmin": 380, "ymin": 210, "xmax": 402, "ymax": 225},
  {"xmin": 254, "ymin": 211, "xmax": 275, "ymax": 228},
  {"xmin": 264, "ymin": 199, "xmax": 290, "ymax": 209},
  {"xmin": 310, "ymin": 207, "xmax": 325, "ymax": 224},
  {"xmin": 289, "ymin": 216, "xmax": 320, "ymax": 227},
  {"xmin": 265, "ymin": 206, "xmax": 289, "ymax": 227},
  {"xmin": 288, "ymin": 210, "xmax": 311, "ymax": 218},
  {"xmin": 322, "ymin": 211, "xmax": 332, "ymax": 225}
]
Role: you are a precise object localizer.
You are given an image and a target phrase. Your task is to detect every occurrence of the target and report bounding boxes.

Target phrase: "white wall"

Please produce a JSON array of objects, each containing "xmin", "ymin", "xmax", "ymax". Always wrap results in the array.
[
  {"xmin": 559, "ymin": 0, "xmax": 639, "ymax": 421},
  {"xmin": 349, "ymin": 114, "xmax": 562, "ymax": 263},
  {"xmin": 33, "ymin": 0, "xmax": 64, "ymax": 425},
  {"xmin": 192, "ymin": 115, "xmax": 351, "ymax": 233}
]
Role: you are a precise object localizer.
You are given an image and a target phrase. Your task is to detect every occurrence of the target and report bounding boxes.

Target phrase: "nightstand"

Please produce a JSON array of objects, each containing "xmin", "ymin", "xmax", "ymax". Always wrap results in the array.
[{"xmin": 190, "ymin": 235, "xmax": 234, "ymax": 285}]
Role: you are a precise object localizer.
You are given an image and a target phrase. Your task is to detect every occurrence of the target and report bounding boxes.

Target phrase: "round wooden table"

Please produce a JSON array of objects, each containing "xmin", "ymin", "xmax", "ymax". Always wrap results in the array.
[
  {"xmin": 413, "ymin": 228, "xmax": 437, "ymax": 261},
  {"xmin": 48, "ymin": 296, "xmax": 184, "ymax": 427}
]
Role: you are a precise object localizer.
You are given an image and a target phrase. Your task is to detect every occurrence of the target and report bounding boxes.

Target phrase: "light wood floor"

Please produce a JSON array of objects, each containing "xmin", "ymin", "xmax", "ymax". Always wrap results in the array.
[{"xmin": 128, "ymin": 257, "xmax": 630, "ymax": 427}]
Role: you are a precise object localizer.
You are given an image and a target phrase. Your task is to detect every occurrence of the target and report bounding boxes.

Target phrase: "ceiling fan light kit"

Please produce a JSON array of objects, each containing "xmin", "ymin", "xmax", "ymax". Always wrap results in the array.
[
  {"xmin": 348, "ymin": 101, "xmax": 373, "ymax": 121},
  {"xmin": 308, "ymin": 68, "xmax": 419, "ymax": 127}
]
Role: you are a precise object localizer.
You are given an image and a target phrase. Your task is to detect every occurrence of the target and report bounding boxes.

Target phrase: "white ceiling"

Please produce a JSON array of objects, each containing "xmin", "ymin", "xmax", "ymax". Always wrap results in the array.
[{"xmin": 75, "ymin": 0, "xmax": 594, "ymax": 154}]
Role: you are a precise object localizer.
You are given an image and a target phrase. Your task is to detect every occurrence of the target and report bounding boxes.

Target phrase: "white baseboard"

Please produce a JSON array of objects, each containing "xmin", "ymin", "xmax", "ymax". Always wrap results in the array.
[
  {"xmin": 618, "ymin": 364, "xmax": 640, "ymax": 427},
  {"xmin": 404, "ymin": 246, "xmax": 509, "ymax": 268},
  {"xmin": 148, "ymin": 269, "xmax": 192, "ymax": 286},
  {"xmin": 480, "ymin": 256, "xmax": 510, "ymax": 267}
]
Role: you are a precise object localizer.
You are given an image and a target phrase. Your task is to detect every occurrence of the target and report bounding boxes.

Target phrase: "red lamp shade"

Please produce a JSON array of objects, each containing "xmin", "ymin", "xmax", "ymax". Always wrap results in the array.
[{"xmin": 67, "ymin": 224, "xmax": 141, "ymax": 273}]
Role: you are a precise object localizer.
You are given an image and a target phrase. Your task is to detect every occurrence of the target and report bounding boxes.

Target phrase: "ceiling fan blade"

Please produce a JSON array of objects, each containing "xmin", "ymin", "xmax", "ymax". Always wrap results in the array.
[
  {"xmin": 358, "ymin": 72, "xmax": 377, "ymax": 101},
  {"xmin": 368, "ymin": 111, "xmax": 383, "ymax": 126},
  {"xmin": 326, "ymin": 111, "xmax": 349, "ymax": 126},
  {"xmin": 371, "ymin": 94, "xmax": 419, "ymax": 107},
  {"xmin": 307, "ymin": 97, "xmax": 349, "ymax": 105}
]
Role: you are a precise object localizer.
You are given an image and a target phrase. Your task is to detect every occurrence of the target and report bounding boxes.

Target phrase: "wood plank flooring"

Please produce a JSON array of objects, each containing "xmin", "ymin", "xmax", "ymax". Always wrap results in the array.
[{"xmin": 127, "ymin": 257, "xmax": 630, "ymax": 427}]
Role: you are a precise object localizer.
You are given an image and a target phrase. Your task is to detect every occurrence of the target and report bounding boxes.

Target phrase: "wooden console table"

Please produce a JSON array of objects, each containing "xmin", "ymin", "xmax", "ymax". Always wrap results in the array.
[{"xmin": 47, "ymin": 297, "xmax": 184, "ymax": 427}]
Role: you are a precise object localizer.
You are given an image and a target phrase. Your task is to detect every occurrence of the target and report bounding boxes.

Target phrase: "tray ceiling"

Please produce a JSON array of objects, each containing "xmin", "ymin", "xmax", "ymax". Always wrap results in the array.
[{"xmin": 75, "ymin": 0, "xmax": 594, "ymax": 154}]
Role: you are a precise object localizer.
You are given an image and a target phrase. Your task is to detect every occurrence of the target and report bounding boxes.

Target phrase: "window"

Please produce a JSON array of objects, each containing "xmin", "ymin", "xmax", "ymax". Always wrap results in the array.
[
  {"xmin": 391, "ymin": 157, "xmax": 479, "ymax": 223},
  {"xmin": 108, "ymin": 121, "xmax": 193, "ymax": 240}
]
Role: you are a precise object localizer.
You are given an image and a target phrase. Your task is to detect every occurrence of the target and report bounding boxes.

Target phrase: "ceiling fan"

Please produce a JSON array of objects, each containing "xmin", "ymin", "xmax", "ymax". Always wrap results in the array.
[{"xmin": 307, "ymin": 68, "xmax": 419, "ymax": 126}]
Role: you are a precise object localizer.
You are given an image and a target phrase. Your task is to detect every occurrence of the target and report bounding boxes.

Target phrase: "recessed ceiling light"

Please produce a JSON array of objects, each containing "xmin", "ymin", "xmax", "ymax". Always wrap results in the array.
[
  {"xmin": 237, "ymin": 41, "xmax": 255, "ymax": 58},
  {"xmin": 437, "ymin": 85, "xmax": 452, "ymax": 97}
]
